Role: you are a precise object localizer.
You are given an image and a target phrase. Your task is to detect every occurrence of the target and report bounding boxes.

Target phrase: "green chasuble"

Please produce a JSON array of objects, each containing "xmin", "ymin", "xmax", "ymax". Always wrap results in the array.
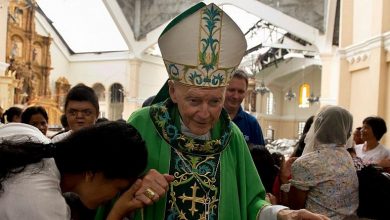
[{"xmin": 95, "ymin": 99, "xmax": 269, "ymax": 220}]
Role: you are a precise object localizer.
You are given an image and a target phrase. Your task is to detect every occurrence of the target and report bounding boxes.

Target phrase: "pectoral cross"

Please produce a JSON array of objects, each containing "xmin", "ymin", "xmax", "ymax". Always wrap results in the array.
[{"xmin": 179, "ymin": 183, "xmax": 206, "ymax": 216}]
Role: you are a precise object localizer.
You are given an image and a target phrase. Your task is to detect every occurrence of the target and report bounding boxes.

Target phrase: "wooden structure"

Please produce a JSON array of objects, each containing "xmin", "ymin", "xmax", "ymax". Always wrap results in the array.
[{"xmin": 5, "ymin": 0, "xmax": 68, "ymax": 125}]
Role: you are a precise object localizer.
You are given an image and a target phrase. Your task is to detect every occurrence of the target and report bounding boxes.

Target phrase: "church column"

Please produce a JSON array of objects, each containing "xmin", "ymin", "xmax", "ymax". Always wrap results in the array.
[
  {"xmin": 375, "ymin": 0, "xmax": 390, "ymax": 146},
  {"xmin": 122, "ymin": 59, "xmax": 141, "ymax": 118},
  {"xmin": 0, "ymin": 0, "xmax": 9, "ymax": 68},
  {"xmin": 384, "ymin": 37, "xmax": 390, "ymax": 145},
  {"xmin": 371, "ymin": 0, "xmax": 390, "ymax": 118},
  {"xmin": 336, "ymin": 0, "xmax": 353, "ymax": 109},
  {"xmin": 0, "ymin": 62, "xmax": 7, "ymax": 77},
  {"xmin": 369, "ymin": 0, "xmax": 390, "ymax": 144},
  {"xmin": 319, "ymin": 48, "xmax": 340, "ymax": 106},
  {"xmin": 0, "ymin": 0, "xmax": 16, "ymax": 109},
  {"xmin": 0, "ymin": 63, "xmax": 17, "ymax": 110},
  {"xmin": 0, "ymin": 75, "xmax": 17, "ymax": 109}
]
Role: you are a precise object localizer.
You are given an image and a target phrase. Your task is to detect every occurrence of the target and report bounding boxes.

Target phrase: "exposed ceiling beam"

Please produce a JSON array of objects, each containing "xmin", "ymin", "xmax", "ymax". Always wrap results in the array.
[
  {"xmin": 206, "ymin": 0, "xmax": 320, "ymax": 46},
  {"xmin": 133, "ymin": 0, "xmax": 141, "ymax": 40},
  {"xmin": 105, "ymin": 0, "xmax": 336, "ymax": 57},
  {"xmin": 103, "ymin": 0, "xmax": 135, "ymax": 54},
  {"xmin": 255, "ymin": 58, "xmax": 321, "ymax": 85},
  {"xmin": 103, "ymin": 0, "xmax": 171, "ymax": 58},
  {"xmin": 262, "ymin": 37, "xmax": 318, "ymax": 52},
  {"xmin": 316, "ymin": 0, "xmax": 338, "ymax": 53}
]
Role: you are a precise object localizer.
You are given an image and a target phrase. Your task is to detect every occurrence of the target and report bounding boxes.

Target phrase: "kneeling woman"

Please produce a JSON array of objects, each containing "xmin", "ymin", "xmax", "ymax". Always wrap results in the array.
[
  {"xmin": 0, "ymin": 122, "xmax": 165, "ymax": 219},
  {"xmin": 282, "ymin": 106, "xmax": 359, "ymax": 219}
]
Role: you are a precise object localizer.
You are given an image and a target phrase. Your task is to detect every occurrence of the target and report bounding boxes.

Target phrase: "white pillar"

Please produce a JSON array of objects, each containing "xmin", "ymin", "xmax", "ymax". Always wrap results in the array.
[
  {"xmin": 0, "ymin": 75, "xmax": 17, "ymax": 109},
  {"xmin": 0, "ymin": 1, "xmax": 13, "ymax": 109},
  {"xmin": 0, "ymin": 0, "xmax": 10, "ymax": 70},
  {"xmin": 122, "ymin": 59, "xmax": 141, "ymax": 118},
  {"xmin": 319, "ymin": 48, "xmax": 339, "ymax": 106}
]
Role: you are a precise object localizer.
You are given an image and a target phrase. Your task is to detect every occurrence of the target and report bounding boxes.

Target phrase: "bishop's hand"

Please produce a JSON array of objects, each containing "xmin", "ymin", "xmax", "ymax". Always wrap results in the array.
[
  {"xmin": 277, "ymin": 209, "xmax": 330, "ymax": 220},
  {"xmin": 135, "ymin": 169, "xmax": 174, "ymax": 205}
]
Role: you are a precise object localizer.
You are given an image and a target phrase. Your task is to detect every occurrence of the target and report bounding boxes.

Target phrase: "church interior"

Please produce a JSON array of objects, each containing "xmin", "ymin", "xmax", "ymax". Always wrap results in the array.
[{"xmin": 0, "ymin": 0, "xmax": 389, "ymax": 147}]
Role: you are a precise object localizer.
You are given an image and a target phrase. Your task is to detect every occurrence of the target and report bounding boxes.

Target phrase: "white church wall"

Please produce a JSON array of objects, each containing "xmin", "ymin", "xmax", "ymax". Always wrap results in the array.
[
  {"xmin": 261, "ymin": 65, "xmax": 321, "ymax": 139},
  {"xmin": 68, "ymin": 59, "xmax": 129, "ymax": 119},
  {"xmin": 353, "ymin": 1, "xmax": 373, "ymax": 44},
  {"xmin": 34, "ymin": 14, "xmax": 71, "ymax": 97},
  {"xmin": 67, "ymin": 60, "xmax": 127, "ymax": 88},
  {"xmin": 65, "ymin": 58, "xmax": 167, "ymax": 118},
  {"xmin": 0, "ymin": 0, "xmax": 9, "ymax": 64},
  {"xmin": 338, "ymin": 1, "xmax": 390, "ymax": 147},
  {"xmin": 284, "ymin": 69, "xmax": 320, "ymax": 119},
  {"xmin": 138, "ymin": 61, "xmax": 168, "ymax": 102},
  {"xmin": 33, "ymin": 11, "xmax": 168, "ymax": 119},
  {"xmin": 385, "ymin": 61, "xmax": 390, "ymax": 145},
  {"xmin": 349, "ymin": 68, "xmax": 373, "ymax": 123},
  {"xmin": 49, "ymin": 45, "xmax": 70, "ymax": 88},
  {"xmin": 265, "ymin": 84, "xmax": 283, "ymax": 116},
  {"xmin": 34, "ymin": 16, "xmax": 48, "ymax": 37}
]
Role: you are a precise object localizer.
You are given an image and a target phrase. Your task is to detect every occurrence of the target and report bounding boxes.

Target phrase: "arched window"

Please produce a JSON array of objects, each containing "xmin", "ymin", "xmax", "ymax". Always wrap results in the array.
[
  {"xmin": 108, "ymin": 83, "xmax": 124, "ymax": 120},
  {"xmin": 92, "ymin": 83, "xmax": 105, "ymax": 102},
  {"xmin": 110, "ymin": 83, "xmax": 124, "ymax": 103},
  {"xmin": 250, "ymin": 91, "xmax": 257, "ymax": 112},
  {"xmin": 266, "ymin": 92, "xmax": 274, "ymax": 115},
  {"xmin": 299, "ymin": 83, "xmax": 310, "ymax": 108}
]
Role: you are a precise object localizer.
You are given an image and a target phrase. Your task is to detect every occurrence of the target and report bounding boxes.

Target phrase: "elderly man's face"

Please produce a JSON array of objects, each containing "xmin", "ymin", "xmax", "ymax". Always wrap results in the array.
[{"xmin": 169, "ymin": 81, "xmax": 225, "ymax": 135}]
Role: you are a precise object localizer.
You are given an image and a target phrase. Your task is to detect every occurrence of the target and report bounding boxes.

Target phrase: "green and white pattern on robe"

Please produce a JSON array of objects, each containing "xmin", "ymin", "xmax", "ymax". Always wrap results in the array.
[
  {"xmin": 160, "ymin": 3, "xmax": 238, "ymax": 88},
  {"xmin": 125, "ymin": 99, "xmax": 270, "ymax": 220},
  {"xmin": 149, "ymin": 99, "xmax": 231, "ymax": 219}
]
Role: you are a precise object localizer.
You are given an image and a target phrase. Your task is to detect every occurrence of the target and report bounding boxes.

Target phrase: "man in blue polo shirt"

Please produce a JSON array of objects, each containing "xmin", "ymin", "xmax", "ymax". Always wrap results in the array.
[{"xmin": 224, "ymin": 69, "xmax": 265, "ymax": 146}]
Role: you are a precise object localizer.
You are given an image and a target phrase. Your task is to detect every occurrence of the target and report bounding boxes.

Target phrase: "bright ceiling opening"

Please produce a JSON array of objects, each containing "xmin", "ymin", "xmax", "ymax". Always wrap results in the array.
[{"xmin": 37, "ymin": 0, "xmax": 128, "ymax": 53}]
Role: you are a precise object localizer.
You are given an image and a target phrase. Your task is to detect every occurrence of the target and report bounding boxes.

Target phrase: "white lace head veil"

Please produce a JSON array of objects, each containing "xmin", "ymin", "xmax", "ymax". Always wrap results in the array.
[
  {"xmin": 0, "ymin": 123, "xmax": 51, "ymax": 144},
  {"xmin": 303, "ymin": 105, "xmax": 353, "ymax": 154}
]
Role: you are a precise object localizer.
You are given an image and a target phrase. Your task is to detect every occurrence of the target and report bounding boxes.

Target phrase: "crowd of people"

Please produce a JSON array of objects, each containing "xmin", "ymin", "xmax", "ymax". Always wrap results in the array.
[{"xmin": 1, "ymin": 2, "xmax": 390, "ymax": 220}]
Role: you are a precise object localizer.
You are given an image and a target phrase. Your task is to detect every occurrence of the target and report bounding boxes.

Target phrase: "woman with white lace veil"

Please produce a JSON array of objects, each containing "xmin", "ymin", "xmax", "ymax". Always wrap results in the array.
[{"xmin": 284, "ymin": 106, "xmax": 359, "ymax": 220}]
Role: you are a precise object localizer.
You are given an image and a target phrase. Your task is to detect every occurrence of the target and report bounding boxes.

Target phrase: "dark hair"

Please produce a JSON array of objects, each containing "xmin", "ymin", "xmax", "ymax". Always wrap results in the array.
[
  {"xmin": 142, "ymin": 95, "xmax": 156, "ymax": 107},
  {"xmin": 0, "ymin": 121, "xmax": 147, "ymax": 192},
  {"xmin": 1, "ymin": 107, "xmax": 22, "ymax": 123},
  {"xmin": 291, "ymin": 115, "xmax": 314, "ymax": 157},
  {"xmin": 271, "ymin": 152, "xmax": 285, "ymax": 169},
  {"xmin": 96, "ymin": 117, "xmax": 109, "ymax": 124},
  {"xmin": 250, "ymin": 145, "xmax": 279, "ymax": 192},
  {"xmin": 231, "ymin": 69, "xmax": 249, "ymax": 88},
  {"xmin": 65, "ymin": 84, "xmax": 99, "ymax": 113},
  {"xmin": 363, "ymin": 116, "xmax": 387, "ymax": 141},
  {"xmin": 21, "ymin": 106, "xmax": 48, "ymax": 124},
  {"xmin": 60, "ymin": 114, "xmax": 69, "ymax": 129},
  {"xmin": 347, "ymin": 146, "xmax": 356, "ymax": 155},
  {"xmin": 302, "ymin": 116, "xmax": 315, "ymax": 134}
]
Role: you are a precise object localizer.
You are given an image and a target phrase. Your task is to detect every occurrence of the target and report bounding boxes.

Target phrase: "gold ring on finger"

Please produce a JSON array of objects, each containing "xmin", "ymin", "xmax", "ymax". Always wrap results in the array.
[{"xmin": 144, "ymin": 188, "xmax": 156, "ymax": 200}]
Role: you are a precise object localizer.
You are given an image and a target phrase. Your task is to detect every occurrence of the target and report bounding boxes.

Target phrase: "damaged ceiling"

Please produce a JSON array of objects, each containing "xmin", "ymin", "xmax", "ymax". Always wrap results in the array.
[{"xmin": 116, "ymin": 0, "xmax": 328, "ymax": 41}]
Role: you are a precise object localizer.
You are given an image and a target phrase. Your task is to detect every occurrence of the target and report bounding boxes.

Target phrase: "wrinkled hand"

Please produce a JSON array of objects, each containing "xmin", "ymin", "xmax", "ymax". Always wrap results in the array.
[
  {"xmin": 107, "ymin": 179, "xmax": 144, "ymax": 220},
  {"xmin": 277, "ymin": 209, "xmax": 329, "ymax": 220},
  {"xmin": 265, "ymin": 193, "xmax": 278, "ymax": 205},
  {"xmin": 135, "ymin": 169, "xmax": 174, "ymax": 205},
  {"xmin": 280, "ymin": 157, "xmax": 298, "ymax": 184}
]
